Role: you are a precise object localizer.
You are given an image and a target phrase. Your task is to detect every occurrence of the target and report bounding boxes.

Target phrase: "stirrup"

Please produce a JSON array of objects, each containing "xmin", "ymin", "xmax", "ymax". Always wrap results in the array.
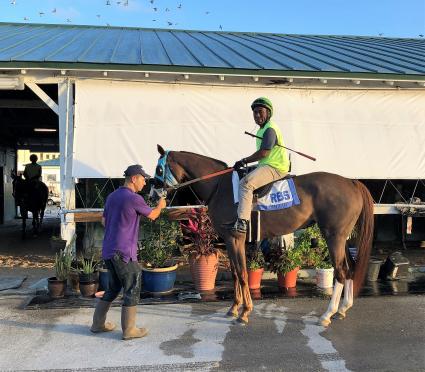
[{"xmin": 231, "ymin": 218, "xmax": 248, "ymax": 233}]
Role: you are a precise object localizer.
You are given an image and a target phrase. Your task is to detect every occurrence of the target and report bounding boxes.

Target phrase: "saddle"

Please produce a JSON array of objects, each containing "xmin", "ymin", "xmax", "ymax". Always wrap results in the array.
[{"xmin": 236, "ymin": 166, "xmax": 295, "ymax": 199}]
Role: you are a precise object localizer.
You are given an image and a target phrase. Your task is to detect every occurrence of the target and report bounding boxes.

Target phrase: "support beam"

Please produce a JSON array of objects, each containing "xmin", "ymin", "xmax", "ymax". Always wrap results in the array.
[
  {"xmin": 25, "ymin": 82, "xmax": 59, "ymax": 115},
  {"xmin": 58, "ymin": 79, "xmax": 76, "ymax": 252}
]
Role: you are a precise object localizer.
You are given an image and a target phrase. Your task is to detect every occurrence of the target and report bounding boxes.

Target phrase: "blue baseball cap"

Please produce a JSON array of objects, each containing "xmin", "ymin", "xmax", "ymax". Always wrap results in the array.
[{"xmin": 123, "ymin": 164, "xmax": 150, "ymax": 178}]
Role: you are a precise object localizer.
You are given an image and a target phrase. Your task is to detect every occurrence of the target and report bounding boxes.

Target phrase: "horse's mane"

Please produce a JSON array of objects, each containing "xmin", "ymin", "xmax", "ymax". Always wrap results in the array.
[{"xmin": 179, "ymin": 151, "xmax": 228, "ymax": 168}]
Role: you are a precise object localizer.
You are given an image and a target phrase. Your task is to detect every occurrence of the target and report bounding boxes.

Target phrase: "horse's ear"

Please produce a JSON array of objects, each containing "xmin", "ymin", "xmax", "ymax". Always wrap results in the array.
[{"xmin": 157, "ymin": 144, "xmax": 165, "ymax": 156}]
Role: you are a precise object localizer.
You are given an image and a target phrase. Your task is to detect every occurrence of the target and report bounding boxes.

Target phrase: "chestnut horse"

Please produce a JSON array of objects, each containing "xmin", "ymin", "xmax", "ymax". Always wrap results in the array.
[{"xmin": 154, "ymin": 145, "xmax": 374, "ymax": 326}]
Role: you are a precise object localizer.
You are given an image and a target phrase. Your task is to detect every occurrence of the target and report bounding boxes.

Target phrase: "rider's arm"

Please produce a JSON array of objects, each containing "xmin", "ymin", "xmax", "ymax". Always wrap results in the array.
[{"xmin": 243, "ymin": 128, "xmax": 277, "ymax": 164}]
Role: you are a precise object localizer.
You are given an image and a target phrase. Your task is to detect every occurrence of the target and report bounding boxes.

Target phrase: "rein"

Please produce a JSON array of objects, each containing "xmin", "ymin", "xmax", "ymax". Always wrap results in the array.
[{"xmin": 164, "ymin": 167, "xmax": 234, "ymax": 191}]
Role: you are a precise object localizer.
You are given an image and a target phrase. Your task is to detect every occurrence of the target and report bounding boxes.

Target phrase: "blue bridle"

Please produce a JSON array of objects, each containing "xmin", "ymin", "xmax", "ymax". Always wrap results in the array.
[{"xmin": 155, "ymin": 151, "xmax": 179, "ymax": 188}]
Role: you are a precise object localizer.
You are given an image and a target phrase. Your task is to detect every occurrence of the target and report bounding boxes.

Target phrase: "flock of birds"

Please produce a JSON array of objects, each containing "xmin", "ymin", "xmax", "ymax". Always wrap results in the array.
[{"xmin": 7, "ymin": 0, "xmax": 224, "ymax": 30}]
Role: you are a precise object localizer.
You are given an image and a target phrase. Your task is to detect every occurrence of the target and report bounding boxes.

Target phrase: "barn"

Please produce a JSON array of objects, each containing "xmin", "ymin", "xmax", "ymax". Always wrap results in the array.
[{"xmin": 0, "ymin": 22, "xmax": 424, "ymax": 246}]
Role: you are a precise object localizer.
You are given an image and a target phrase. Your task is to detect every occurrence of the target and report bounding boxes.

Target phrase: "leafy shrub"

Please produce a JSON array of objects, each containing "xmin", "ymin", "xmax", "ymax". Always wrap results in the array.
[
  {"xmin": 179, "ymin": 208, "xmax": 219, "ymax": 258},
  {"xmin": 138, "ymin": 210, "xmax": 182, "ymax": 268},
  {"xmin": 295, "ymin": 224, "xmax": 332, "ymax": 269}
]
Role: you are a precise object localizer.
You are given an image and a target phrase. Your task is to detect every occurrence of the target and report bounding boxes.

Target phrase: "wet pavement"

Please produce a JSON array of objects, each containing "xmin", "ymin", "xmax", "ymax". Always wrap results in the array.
[{"xmin": 23, "ymin": 276, "xmax": 425, "ymax": 311}]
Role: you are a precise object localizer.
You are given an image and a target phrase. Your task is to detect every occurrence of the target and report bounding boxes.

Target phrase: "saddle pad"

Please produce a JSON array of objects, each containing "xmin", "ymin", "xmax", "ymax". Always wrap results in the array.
[
  {"xmin": 254, "ymin": 178, "xmax": 300, "ymax": 211},
  {"xmin": 232, "ymin": 172, "xmax": 300, "ymax": 211}
]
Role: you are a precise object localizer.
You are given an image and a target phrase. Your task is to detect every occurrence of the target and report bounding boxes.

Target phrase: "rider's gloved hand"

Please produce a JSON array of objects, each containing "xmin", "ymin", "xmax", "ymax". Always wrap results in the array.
[{"xmin": 233, "ymin": 158, "xmax": 247, "ymax": 170}]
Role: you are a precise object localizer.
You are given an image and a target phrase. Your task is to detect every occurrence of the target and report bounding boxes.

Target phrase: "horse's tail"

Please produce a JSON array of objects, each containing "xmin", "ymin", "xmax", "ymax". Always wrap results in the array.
[{"xmin": 352, "ymin": 181, "xmax": 374, "ymax": 296}]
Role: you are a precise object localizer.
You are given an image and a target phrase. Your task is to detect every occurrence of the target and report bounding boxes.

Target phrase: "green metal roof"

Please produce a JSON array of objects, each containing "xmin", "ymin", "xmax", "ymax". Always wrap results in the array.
[{"xmin": 0, "ymin": 22, "xmax": 424, "ymax": 77}]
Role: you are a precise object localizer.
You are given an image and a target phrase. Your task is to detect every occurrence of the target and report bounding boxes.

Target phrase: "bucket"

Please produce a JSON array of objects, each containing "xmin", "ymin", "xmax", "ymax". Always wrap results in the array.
[
  {"xmin": 367, "ymin": 258, "xmax": 383, "ymax": 281},
  {"xmin": 316, "ymin": 268, "xmax": 334, "ymax": 288}
]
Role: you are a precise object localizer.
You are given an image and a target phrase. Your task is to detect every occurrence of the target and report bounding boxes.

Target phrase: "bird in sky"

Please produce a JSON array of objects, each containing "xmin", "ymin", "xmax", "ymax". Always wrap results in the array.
[
  {"xmin": 219, "ymin": 25, "xmax": 223, "ymax": 30},
  {"xmin": 419, "ymin": 34, "xmax": 424, "ymax": 37},
  {"xmin": 178, "ymin": 4, "xmax": 182, "ymax": 9},
  {"xmin": 52, "ymin": 8, "xmax": 56, "ymax": 13},
  {"xmin": 96, "ymin": 14, "xmax": 101, "ymax": 18},
  {"xmin": 165, "ymin": 8, "xmax": 170, "ymax": 12},
  {"xmin": 39, "ymin": 12, "xmax": 45, "ymax": 17},
  {"xmin": 205, "ymin": 11, "xmax": 210, "ymax": 15},
  {"xmin": 124, "ymin": 0, "xmax": 129, "ymax": 6},
  {"xmin": 153, "ymin": 7, "xmax": 157, "ymax": 11},
  {"xmin": 66, "ymin": 18, "xmax": 72, "ymax": 23},
  {"xmin": 106, "ymin": 0, "xmax": 111, "ymax": 5},
  {"xmin": 23, "ymin": 17, "xmax": 29, "ymax": 21},
  {"xmin": 167, "ymin": 21, "xmax": 173, "ymax": 26},
  {"xmin": 150, "ymin": 0, "xmax": 154, "ymax": 3},
  {"xmin": 10, "ymin": 1, "xmax": 16, "ymax": 5}
]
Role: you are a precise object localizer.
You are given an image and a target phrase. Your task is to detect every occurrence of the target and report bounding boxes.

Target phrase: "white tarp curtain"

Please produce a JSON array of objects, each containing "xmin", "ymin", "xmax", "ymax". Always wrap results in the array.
[{"xmin": 74, "ymin": 80, "xmax": 425, "ymax": 179}]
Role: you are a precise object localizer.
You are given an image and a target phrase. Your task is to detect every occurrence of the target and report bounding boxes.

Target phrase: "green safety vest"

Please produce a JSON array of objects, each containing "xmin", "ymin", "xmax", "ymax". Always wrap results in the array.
[{"xmin": 256, "ymin": 121, "xmax": 290, "ymax": 173}]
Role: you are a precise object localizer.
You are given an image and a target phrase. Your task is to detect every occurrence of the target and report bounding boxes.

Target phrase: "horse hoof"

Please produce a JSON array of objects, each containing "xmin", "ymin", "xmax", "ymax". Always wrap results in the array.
[
  {"xmin": 318, "ymin": 317, "xmax": 331, "ymax": 327},
  {"xmin": 226, "ymin": 311, "xmax": 238, "ymax": 318},
  {"xmin": 333, "ymin": 312, "xmax": 346, "ymax": 320},
  {"xmin": 237, "ymin": 317, "xmax": 248, "ymax": 326}
]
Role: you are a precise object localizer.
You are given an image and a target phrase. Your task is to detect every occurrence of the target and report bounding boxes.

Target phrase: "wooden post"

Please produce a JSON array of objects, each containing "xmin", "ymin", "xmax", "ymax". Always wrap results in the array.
[{"xmin": 58, "ymin": 79, "xmax": 76, "ymax": 253}]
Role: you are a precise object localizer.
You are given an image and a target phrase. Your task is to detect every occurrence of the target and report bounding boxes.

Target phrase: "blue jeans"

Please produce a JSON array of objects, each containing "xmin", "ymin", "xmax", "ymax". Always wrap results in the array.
[{"xmin": 102, "ymin": 253, "xmax": 141, "ymax": 306}]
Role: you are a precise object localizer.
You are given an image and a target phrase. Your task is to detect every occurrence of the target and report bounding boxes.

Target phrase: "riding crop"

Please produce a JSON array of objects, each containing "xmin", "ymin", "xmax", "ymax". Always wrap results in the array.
[{"xmin": 244, "ymin": 131, "xmax": 316, "ymax": 161}]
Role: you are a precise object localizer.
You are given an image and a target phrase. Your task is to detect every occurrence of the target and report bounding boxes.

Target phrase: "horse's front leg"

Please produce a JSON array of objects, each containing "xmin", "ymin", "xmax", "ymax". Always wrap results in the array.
[
  {"xmin": 21, "ymin": 208, "xmax": 27, "ymax": 239},
  {"xmin": 226, "ymin": 261, "xmax": 242, "ymax": 318},
  {"xmin": 234, "ymin": 236, "xmax": 252, "ymax": 325}
]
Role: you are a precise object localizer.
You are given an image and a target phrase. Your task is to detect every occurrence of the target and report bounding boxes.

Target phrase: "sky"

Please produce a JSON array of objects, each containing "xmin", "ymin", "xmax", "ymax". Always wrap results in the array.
[{"xmin": 0, "ymin": 0, "xmax": 424, "ymax": 38}]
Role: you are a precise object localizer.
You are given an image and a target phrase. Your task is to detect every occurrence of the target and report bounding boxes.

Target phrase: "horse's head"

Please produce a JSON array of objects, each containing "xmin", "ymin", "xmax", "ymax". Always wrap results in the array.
[
  {"xmin": 153, "ymin": 144, "xmax": 181, "ymax": 189},
  {"xmin": 152, "ymin": 144, "xmax": 227, "ymax": 204}
]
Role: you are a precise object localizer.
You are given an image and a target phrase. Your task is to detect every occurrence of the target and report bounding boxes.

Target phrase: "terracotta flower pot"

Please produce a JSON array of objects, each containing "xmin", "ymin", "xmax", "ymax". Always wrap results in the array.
[
  {"xmin": 48, "ymin": 277, "xmax": 66, "ymax": 298},
  {"xmin": 68, "ymin": 272, "xmax": 80, "ymax": 293},
  {"xmin": 189, "ymin": 252, "xmax": 218, "ymax": 291},
  {"xmin": 277, "ymin": 267, "xmax": 299, "ymax": 288},
  {"xmin": 79, "ymin": 281, "xmax": 98, "ymax": 297},
  {"xmin": 248, "ymin": 268, "xmax": 264, "ymax": 290}
]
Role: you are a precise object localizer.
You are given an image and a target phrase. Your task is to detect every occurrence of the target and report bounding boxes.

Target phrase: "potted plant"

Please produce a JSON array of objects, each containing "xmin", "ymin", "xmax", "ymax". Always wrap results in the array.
[
  {"xmin": 78, "ymin": 256, "xmax": 99, "ymax": 297},
  {"xmin": 297, "ymin": 224, "xmax": 334, "ymax": 289},
  {"xmin": 49, "ymin": 234, "xmax": 67, "ymax": 252},
  {"xmin": 246, "ymin": 246, "xmax": 265, "ymax": 290},
  {"xmin": 268, "ymin": 244, "xmax": 303, "ymax": 289},
  {"xmin": 180, "ymin": 208, "xmax": 221, "ymax": 291},
  {"xmin": 138, "ymin": 210, "xmax": 182, "ymax": 294},
  {"xmin": 48, "ymin": 248, "xmax": 72, "ymax": 298}
]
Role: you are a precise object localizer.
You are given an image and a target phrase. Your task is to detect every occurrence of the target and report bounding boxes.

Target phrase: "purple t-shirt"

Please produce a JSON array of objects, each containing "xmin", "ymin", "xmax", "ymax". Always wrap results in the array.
[{"xmin": 102, "ymin": 187, "xmax": 152, "ymax": 262}]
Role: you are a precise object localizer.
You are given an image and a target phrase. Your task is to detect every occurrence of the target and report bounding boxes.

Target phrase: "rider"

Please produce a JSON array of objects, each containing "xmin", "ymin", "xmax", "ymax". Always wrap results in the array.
[
  {"xmin": 23, "ymin": 154, "xmax": 42, "ymax": 182},
  {"xmin": 232, "ymin": 97, "xmax": 290, "ymax": 233}
]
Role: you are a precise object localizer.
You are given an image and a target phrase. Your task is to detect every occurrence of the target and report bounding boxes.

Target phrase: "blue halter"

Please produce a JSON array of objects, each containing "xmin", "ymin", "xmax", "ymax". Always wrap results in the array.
[{"xmin": 155, "ymin": 151, "xmax": 179, "ymax": 187}]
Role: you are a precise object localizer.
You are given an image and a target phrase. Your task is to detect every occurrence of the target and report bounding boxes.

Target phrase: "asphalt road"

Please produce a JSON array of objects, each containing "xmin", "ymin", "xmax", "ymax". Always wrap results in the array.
[{"xmin": 0, "ymin": 294, "xmax": 424, "ymax": 371}]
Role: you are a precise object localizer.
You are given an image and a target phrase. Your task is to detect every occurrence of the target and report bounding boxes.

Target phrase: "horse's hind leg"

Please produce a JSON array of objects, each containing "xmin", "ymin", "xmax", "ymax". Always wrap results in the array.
[
  {"xmin": 319, "ymin": 281, "xmax": 344, "ymax": 327},
  {"xmin": 226, "ymin": 261, "xmax": 242, "ymax": 318},
  {"xmin": 319, "ymin": 234, "xmax": 347, "ymax": 327},
  {"xmin": 336, "ymin": 279, "xmax": 353, "ymax": 319}
]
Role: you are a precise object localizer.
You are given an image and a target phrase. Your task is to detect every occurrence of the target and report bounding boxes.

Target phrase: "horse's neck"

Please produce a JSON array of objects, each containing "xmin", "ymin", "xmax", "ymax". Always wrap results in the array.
[
  {"xmin": 206, "ymin": 172, "xmax": 238, "ymax": 225},
  {"xmin": 179, "ymin": 154, "xmax": 225, "ymax": 203}
]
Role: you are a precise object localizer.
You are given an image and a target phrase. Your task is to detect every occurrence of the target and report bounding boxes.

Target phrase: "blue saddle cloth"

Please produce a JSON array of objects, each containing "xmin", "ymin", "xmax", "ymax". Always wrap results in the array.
[{"xmin": 254, "ymin": 178, "xmax": 300, "ymax": 211}]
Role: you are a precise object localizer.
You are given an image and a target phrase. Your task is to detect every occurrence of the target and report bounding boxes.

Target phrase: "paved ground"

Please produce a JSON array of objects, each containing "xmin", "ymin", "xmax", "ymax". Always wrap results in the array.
[
  {"xmin": 0, "ymin": 294, "xmax": 424, "ymax": 371},
  {"xmin": 0, "ymin": 215, "xmax": 424, "ymax": 371}
]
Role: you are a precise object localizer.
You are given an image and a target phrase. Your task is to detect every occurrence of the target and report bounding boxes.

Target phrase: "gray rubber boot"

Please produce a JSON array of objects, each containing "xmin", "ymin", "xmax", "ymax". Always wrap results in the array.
[
  {"xmin": 90, "ymin": 300, "xmax": 116, "ymax": 333},
  {"xmin": 121, "ymin": 305, "xmax": 149, "ymax": 340}
]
